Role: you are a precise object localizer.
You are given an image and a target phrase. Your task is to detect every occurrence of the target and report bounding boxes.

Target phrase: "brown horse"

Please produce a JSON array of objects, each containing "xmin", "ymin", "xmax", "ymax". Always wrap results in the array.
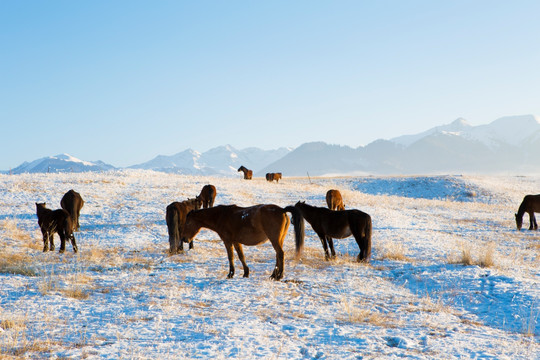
[
  {"xmin": 60, "ymin": 189, "xmax": 84, "ymax": 231},
  {"xmin": 266, "ymin": 173, "xmax": 282, "ymax": 183},
  {"xmin": 36, "ymin": 203, "xmax": 78, "ymax": 253},
  {"xmin": 181, "ymin": 204, "xmax": 304, "ymax": 280},
  {"xmin": 326, "ymin": 189, "xmax": 345, "ymax": 211},
  {"xmin": 197, "ymin": 184, "xmax": 216, "ymax": 208},
  {"xmin": 238, "ymin": 166, "xmax": 253, "ymax": 180},
  {"xmin": 515, "ymin": 194, "xmax": 540, "ymax": 230},
  {"xmin": 166, "ymin": 197, "xmax": 202, "ymax": 254},
  {"xmin": 293, "ymin": 201, "xmax": 371, "ymax": 262}
]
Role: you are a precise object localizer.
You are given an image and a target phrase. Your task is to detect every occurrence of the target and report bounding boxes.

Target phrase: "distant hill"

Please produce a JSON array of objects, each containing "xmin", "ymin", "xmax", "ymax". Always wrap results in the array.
[
  {"xmin": 261, "ymin": 115, "xmax": 540, "ymax": 176},
  {"xmin": 6, "ymin": 115, "xmax": 540, "ymax": 176},
  {"xmin": 130, "ymin": 145, "xmax": 292, "ymax": 176},
  {"xmin": 8, "ymin": 154, "xmax": 115, "ymax": 174}
]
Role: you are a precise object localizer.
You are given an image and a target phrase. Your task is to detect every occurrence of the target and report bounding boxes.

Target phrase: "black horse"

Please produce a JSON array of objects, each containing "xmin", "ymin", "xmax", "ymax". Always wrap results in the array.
[
  {"xmin": 515, "ymin": 194, "xmax": 540, "ymax": 230},
  {"xmin": 36, "ymin": 203, "xmax": 78, "ymax": 253},
  {"xmin": 293, "ymin": 201, "xmax": 371, "ymax": 262},
  {"xmin": 60, "ymin": 189, "xmax": 84, "ymax": 231}
]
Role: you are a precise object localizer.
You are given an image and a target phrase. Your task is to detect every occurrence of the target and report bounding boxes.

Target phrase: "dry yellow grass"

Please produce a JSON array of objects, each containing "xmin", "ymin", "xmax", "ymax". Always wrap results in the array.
[
  {"xmin": 447, "ymin": 241, "xmax": 497, "ymax": 268},
  {"xmin": 339, "ymin": 297, "xmax": 397, "ymax": 327},
  {"xmin": 0, "ymin": 252, "xmax": 38, "ymax": 277},
  {"xmin": 379, "ymin": 241, "xmax": 412, "ymax": 262}
]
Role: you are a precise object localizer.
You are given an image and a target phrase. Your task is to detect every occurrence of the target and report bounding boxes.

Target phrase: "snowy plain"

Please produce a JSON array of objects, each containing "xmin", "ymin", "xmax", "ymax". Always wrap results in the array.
[{"xmin": 0, "ymin": 171, "xmax": 538, "ymax": 359}]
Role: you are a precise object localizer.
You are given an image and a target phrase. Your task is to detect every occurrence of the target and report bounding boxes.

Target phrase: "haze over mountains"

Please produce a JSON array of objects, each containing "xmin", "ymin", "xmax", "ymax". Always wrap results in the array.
[{"xmin": 6, "ymin": 115, "xmax": 540, "ymax": 176}]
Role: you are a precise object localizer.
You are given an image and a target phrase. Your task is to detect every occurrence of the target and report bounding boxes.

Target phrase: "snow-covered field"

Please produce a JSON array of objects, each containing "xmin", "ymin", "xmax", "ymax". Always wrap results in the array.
[{"xmin": 0, "ymin": 171, "xmax": 538, "ymax": 359}]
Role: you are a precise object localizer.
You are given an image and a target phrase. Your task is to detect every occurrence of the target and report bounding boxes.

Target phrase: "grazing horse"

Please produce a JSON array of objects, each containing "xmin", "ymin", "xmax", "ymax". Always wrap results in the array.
[
  {"xmin": 60, "ymin": 189, "xmax": 84, "ymax": 231},
  {"xmin": 197, "ymin": 184, "xmax": 216, "ymax": 209},
  {"xmin": 166, "ymin": 197, "xmax": 202, "ymax": 254},
  {"xmin": 35, "ymin": 203, "xmax": 78, "ymax": 253},
  {"xmin": 237, "ymin": 166, "xmax": 253, "ymax": 180},
  {"xmin": 181, "ymin": 204, "xmax": 304, "ymax": 280},
  {"xmin": 515, "ymin": 194, "xmax": 540, "ymax": 230},
  {"xmin": 293, "ymin": 201, "xmax": 371, "ymax": 262},
  {"xmin": 326, "ymin": 189, "xmax": 345, "ymax": 211},
  {"xmin": 266, "ymin": 173, "xmax": 282, "ymax": 183}
]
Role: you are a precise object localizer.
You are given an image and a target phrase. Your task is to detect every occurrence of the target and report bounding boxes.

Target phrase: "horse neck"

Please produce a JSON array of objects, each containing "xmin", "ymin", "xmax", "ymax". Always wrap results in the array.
[
  {"xmin": 190, "ymin": 207, "xmax": 223, "ymax": 231},
  {"xmin": 296, "ymin": 203, "xmax": 318, "ymax": 222},
  {"xmin": 517, "ymin": 200, "xmax": 527, "ymax": 216},
  {"xmin": 36, "ymin": 206, "xmax": 50, "ymax": 217}
]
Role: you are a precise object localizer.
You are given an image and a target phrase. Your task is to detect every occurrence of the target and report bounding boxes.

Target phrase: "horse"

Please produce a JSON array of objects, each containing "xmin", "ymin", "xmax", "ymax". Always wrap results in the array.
[
  {"xmin": 266, "ymin": 173, "xmax": 282, "ymax": 183},
  {"xmin": 180, "ymin": 204, "xmax": 304, "ymax": 280},
  {"xmin": 166, "ymin": 197, "xmax": 202, "ymax": 254},
  {"xmin": 326, "ymin": 189, "xmax": 345, "ymax": 211},
  {"xmin": 35, "ymin": 203, "xmax": 78, "ymax": 253},
  {"xmin": 237, "ymin": 166, "xmax": 253, "ymax": 180},
  {"xmin": 515, "ymin": 194, "xmax": 540, "ymax": 230},
  {"xmin": 197, "ymin": 184, "xmax": 216, "ymax": 208},
  {"xmin": 292, "ymin": 201, "xmax": 371, "ymax": 262},
  {"xmin": 60, "ymin": 189, "xmax": 84, "ymax": 231}
]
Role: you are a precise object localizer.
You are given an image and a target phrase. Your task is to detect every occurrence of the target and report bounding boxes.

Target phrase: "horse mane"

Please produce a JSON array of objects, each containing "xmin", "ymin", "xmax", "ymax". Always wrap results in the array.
[{"xmin": 517, "ymin": 200, "xmax": 527, "ymax": 217}]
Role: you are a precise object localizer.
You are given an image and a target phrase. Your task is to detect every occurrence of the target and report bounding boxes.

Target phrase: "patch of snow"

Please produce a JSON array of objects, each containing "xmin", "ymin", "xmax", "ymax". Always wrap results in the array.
[{"xmin": 0, "ymin": 171, "xmax": 538, "ymax": 359}]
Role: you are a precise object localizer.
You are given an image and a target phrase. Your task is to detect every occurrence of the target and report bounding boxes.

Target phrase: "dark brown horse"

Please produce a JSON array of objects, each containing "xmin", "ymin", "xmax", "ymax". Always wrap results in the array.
[
  {"xmin": 197, "ymin": 184, "xmax": 216, "ymax": 208},
  {"xmin": 36, "ymin": 203, "xmax": 78, "ymax": 253},
  {"xmin": 293, "ymin": 201, "xmax": 371, "ymax": 262},
  {"xmin": 515, "ymin": 194, "xmax": 540, "ymax": 230},
  {"xmin": 60, "ymin": 189, "xmax": 84, "ymax": 231},
  {"xmin": 181, "ymin": 204, "xmax": 304, "ymax": 280},
  {"xmin": 237, "ymin": 166, "xmax": 253, "ymax": 180},
  {"xmin": 326, "ymin": 189, "xmax": 345, "ymax": 211},
  {"xmin": 266, "ymin": 173, "xmax": 282, "ymax": 183},
  {"xmin": 166, "ymin": 197, "xmax": 202, "ymax": 254}
]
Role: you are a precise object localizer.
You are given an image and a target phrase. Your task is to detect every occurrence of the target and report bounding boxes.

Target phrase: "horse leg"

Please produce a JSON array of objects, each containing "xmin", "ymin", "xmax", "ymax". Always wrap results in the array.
[
  {"xmin": 177, "ymin": 235, "xmax": 184, "ymax": 253},
  {"xmin": 233, "ymin": 243, "xmax": 249, "ymax": 278},
  {"xmin": 326, "ymin": 236, "xmax": 336, "ymax": 259},
  {"xmin": 48, "ymin": 231, "xmax": 55, "ymax": 251},
  {"xmin": 224, "ymin": 241, "xmax": 235, "ymax": 278},
  {"xmin": 529, "ymin": 212, "xmax": 535, "ymax": 230},
  {"xmin": 58, "ymin": 231, "xmax": 66, "ymax": 253},
  {"xmin": 189, "ymin": 240, "xmax": 194, "ymax": 250},
  {"xmin": 351, "ymin": 225, "xmax": 370, "ymax": 262},
  {"xmin": 533, "ymin": 213, "xmax": 538, "ymax": 230},
  {"xmin": 317, "ymin": 233, "xmax": 331, "ymax": 260},
  {"xmin": 70, "ymin": 233, "xmax": 78, "ymax": 253},
  {"xmin": 269, "ymin": 241, "xmax": 284, "ymax": 281},
  {"xmin": 42, "ymin": 230, "xmax": 49, "ymax": 252}
]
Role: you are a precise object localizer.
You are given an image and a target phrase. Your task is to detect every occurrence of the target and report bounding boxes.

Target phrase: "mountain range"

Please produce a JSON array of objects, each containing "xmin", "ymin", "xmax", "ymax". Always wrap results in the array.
[{"xmin": 5, "ymin": 115, "xmax": 540, "ymax": 176}]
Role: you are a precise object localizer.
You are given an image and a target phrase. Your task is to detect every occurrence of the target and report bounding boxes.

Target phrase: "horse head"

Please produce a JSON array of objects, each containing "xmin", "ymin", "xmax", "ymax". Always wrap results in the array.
[{"xmin": 515, "ymin": 213, "xmax": 523, "ymax": 230}]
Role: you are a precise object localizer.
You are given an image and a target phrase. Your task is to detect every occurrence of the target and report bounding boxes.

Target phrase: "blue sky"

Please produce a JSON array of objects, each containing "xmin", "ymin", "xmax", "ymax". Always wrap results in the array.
[{"xmin": 1, "ymin": 1, "xmax": 540, "ymax": 169}]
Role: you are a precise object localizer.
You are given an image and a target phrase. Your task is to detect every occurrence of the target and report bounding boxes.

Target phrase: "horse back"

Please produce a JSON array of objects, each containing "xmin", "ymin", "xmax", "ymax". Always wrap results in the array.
[
  {"xmin": 326, "ymin": 189, "xmax": 344, "ymax": 210},
  {"xmin": 523, "ymin": 194, "xmax": 540, "ymax": 212},
  {"xmin": 61, "ymin": 190, "xmax": 84, "ymax": 212},
  {"xmin": 50, "ymin": 209, "xmax": 73, "ymax": 232}
]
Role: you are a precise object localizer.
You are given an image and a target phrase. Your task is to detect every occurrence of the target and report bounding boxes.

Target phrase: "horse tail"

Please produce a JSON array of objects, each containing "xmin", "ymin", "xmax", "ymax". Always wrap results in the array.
[
  {"xmin": 363, "ymin": 214, "xmax": 372, "ymax": 262},
  {"xmin": 166, "ymin": 204, "xmax": 179, "ymax": 254},
  {"xmin": 284, "ymin": 205, "xmax": 305, "ymax": 259}
]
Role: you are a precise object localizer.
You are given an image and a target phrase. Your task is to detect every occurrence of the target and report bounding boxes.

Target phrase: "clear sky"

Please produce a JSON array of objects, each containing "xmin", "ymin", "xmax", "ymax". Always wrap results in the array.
[{"xmin": 1, "ymin": 1, "xmax": 540, "ymax": 170}]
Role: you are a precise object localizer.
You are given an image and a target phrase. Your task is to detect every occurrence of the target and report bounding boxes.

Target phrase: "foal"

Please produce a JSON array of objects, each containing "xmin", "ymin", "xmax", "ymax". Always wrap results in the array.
[{"xmin": 36, "ymin": 202, "xmax": 78, "ymax": 253}]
